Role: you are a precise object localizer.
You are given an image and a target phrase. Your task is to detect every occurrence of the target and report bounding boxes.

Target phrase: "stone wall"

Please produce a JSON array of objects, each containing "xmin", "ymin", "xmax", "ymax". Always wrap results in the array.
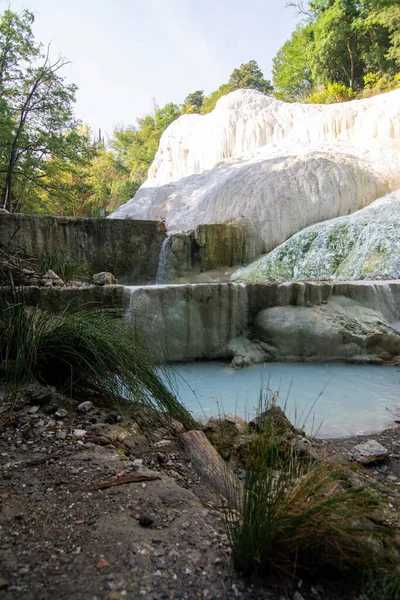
[
  {"xmin": 161, "ymin": 221, "xmax": 263, "ymax": 282},
  {"xmin": 19, "ymin": 280, "xmax": 400, "ymax": 363},
  {"xmin": 0, "ymin": 214, "xmax": 165, "ymax": 284}
]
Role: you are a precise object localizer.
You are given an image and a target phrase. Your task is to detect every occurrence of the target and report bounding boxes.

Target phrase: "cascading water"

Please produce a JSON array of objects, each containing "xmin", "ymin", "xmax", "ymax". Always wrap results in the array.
[{"xmin": 156, "ymin": 238, "xmax": 172, "ymax": 284}]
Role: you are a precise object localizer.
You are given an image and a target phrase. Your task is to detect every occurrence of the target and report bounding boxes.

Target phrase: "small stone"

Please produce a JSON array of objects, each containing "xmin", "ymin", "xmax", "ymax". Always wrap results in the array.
[
  {"xmin": 105, "ymin": 411, "xmax": 122, "ymax": 424},
  {"xmin": 25, "ymin": 384, "xmax": 53, "ymax": 406},
  {"xmin": 55, "ymin": 409, "xmax": 68, "ymax": 419},
  {"xmin": 353, "ymin": 440, "xmax": 389, "ymax": 465},
  {"xmin": 154, "ymin": 439, "xmax": 172, "ymax": 448},
  {"xmin": 138, "ymin": 515, "xmax": 153, "ymax": 528},
  {"xmin": 77, "ymin": 401, "xmax": 93, "ymax": 413},
  {"xmin": 40, "ymin": 269, "xmax": 64, "ymax": 287},
  {"xmin": 0, "ymin": 578, "xmax": 8, "ymax": 589},
  {"xmin": 73, "ymin": 429, "xmax": 86, "ymax": 439},
  {"xmin": 293, "ymin": 593, "xmax": 305, "ymax": 600},
  {"xmin": 57, "ymin": 430, "xmax": 67, "ymax": 440},
  {"xmin": 93, "ymin": 272, "xmax": 117, "ymax": 286},
  {"xmin": 28, "ymin": 406, "xmax": 40, "ymax": 414}
]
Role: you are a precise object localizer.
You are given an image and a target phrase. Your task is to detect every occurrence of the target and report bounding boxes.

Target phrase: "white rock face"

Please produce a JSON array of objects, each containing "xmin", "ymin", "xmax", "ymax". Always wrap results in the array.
[
  {"xmin": 232, "ymin": 190, "xmax": 400, "ymax": 282},
  {"xmin": 110, "ymin": 89, "xmax": 400, "ymax": 252}
]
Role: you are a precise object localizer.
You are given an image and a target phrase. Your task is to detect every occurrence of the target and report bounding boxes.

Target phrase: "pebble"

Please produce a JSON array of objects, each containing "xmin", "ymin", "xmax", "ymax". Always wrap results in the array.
[
  {"xmin": 138, "ymin": 515, "xmax": 153, "ymax": 528},
  {"xmin": 55, "ymin": 409, "xmax": 68, "ymax": 419},
  {"xmin": 77, "ymin": 401, "xmax": 93, "ymax": 413},
  {"xmin": 28, "ymin": 406, "xmax": 39, "ymax": 414},
  {"xmin": 105, "ymin": 412, "xmax": 122, "ymax": 424},
  {"xmin": 73, "ymin": 429, "xmax": 86, "ymax": 439}
]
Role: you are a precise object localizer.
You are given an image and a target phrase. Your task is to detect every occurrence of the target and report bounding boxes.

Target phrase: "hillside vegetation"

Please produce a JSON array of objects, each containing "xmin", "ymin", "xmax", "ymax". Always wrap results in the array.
[{"xmin": 0, "ymin": 2, "xmax": 399, "ymax": 217}]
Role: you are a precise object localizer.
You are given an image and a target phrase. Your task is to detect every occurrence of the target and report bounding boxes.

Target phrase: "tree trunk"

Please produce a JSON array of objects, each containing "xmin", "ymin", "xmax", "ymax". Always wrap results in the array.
[{"xmin": 347, "ymin": 38, "xmax": 355, "ymax": 89}]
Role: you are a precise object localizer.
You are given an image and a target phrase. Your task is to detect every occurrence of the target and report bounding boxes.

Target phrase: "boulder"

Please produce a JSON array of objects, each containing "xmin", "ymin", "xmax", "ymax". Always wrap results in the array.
[
  {"xmin": 226, "ymin": 336, "xmax": 268, "ymax": 368},
  {"xmin": 93, "ymin": 272, "xmax": 118, "ymax": 286},
  {"xmin": 253, "ymin": 296, "xmax": 400, "ymax": 363}
]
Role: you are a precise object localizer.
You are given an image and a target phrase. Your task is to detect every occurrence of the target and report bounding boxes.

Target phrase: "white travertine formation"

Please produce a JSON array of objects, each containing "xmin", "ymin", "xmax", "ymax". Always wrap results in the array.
[{"xmin": 110, "ymin": 89, "xmax": 400, "ymax": 252}]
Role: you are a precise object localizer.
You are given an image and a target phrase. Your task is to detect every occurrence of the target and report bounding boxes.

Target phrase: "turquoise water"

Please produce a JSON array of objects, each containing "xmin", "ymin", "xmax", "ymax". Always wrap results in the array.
[{"xmin": 165, "ymin": 362, "xmax": 400, "ymax": 438}]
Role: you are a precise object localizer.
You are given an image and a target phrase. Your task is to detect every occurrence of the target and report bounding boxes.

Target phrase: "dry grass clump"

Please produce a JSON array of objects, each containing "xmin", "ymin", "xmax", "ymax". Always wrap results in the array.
[{"xmin": 226, "ymin": 395, "xmax": 399, "ymax": 586}]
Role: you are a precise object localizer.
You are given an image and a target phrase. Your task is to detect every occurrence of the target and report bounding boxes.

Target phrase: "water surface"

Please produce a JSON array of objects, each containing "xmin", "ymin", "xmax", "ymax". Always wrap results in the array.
[{"xmin": 166, "ymin": 362, "xmax": 400, "ymax": 438}]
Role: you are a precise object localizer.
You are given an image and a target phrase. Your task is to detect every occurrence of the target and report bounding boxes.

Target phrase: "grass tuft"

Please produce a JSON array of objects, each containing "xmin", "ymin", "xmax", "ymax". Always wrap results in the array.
[
  {"xmin": 225, "ymin": 394, "xmax": 399, "ymax": 582},
  {"xmin": 36, "ymin": 250, "xmax": 91, "ymax": 282},
  {"xmin": 0, "ymin": 287, "xmax": 196, "ymax": 429}
]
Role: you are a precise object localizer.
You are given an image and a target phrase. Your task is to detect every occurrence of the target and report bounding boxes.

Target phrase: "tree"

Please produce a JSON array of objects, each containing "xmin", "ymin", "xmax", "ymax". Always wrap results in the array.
[
  {"xmin": 228, "ymin": 59, "xmax": 273, "ymax": 94},
  {"xmin": 278, "ymin": 0, "xmax": 400, "ymax": 96},
  {"xmin": 182, "ymin": 90, "xmax": 204, "ymax": 113},
  {"xmin": 0, "ymin": 9, "xmax": 88, "ymax": 213},
  {"xmin": 272, "ymin": 25, "xmax": 314, "ymax": 100}
]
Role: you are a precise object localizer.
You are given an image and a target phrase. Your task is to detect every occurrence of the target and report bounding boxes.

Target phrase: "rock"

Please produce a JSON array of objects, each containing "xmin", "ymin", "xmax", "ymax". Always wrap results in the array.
[
  {"xmin": 40, "ymin": 269, "xmax": 64, "ymax": 287},
  {"xmin": 54, "ymin": 409, "xmax": 68, "ymax": 419},
  {"xmin": 0, "ymin": 577, "xmax": 9, "ymax": 589},
  {"xmin": 353, "ymin": 440, "xmax": 389, "ymax": 465},
  {"xmin": 93, "ymin": 272, "xmax": 117, "ymax": 286},
  {"xmin": 77, "ymin": 401, "xmax": 93, "ymax": 413},
  {"xmin": 227, "ymin": 336, "xmax": 268, "ymax": 368},
  {"xmin": 230, "ymin": 356, "xmax": 245, "ymax": 369},
  {"xmin": 138, "ymin": 515, "xmax": 153, "ymax": 527},
  {"xmin": 28, "ymin": 406, "xmax": 40, "ymax": 414},
  {"xmin": 73, "ymin": 429, "xmax": 86, "ymax": 438},
  {"xmin": 25, "ymin": 383, "xmax": 54, "ymax": 406},
  {"xmin": 109, "ymin": 89, "xmax": 400, "ymax": 259},
  {"xmin": 249, "ymin": 405, "xmax": 294, "ymax": 436},
  {"xmin": 105, "ymin": 411, "xmax": 122, "ymax": 424},
  {"xmin": 233, "ymin": 190, "xmax": 400, "ymax": 282},
  {"xmin": 252, "ymin": 296, "xmax": 400, "ymax": 363}
]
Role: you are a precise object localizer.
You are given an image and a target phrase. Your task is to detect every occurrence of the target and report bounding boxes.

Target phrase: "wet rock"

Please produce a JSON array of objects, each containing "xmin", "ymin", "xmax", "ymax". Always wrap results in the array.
[
  {"xmin": 93, "ymin": 272, "xmax": 117, "ymax": 286},
  {"xmin": 77, "ymin": 401, "xmax": 93, "ymax": 413},
  {"xmin": 353, "ymin": 440, "xmax": 389, "ymax": 465}
]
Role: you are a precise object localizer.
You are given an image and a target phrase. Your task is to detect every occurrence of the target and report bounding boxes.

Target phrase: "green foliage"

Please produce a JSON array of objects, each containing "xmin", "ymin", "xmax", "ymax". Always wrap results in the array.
[
  {"xmin": 274, "ymin": 1, "xmax": 400, "ymax": 101},
  {"xmin": 228, "ymin": 60, "xmax": 273, "ymax": 94},
  {"xmin": 200, "ymin": 83, "xmax": 233, "ymax": 114},
  {"xmin": 0, "ymin": 9, "xmax": 91, "ymax": 213},
  {"xmin": 0, "ymin": 288, "xmax": 196, "ymax": 428},
  {"xmin": 182, "ymin": 90, "xmax": 204, "ymax": 114},
  {"xmin": 226, "ymin": 396, "xmax": 399, "ymax": 579},
  {"xmin": 272, "ymin": 26, "xmax": 314, "ymax": 101}
]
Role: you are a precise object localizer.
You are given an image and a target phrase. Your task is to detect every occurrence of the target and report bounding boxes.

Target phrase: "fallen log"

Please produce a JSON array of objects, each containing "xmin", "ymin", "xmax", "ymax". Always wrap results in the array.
[{"xmin": 179, "ymin": 430, "xmax": 242, "ymax": 510}]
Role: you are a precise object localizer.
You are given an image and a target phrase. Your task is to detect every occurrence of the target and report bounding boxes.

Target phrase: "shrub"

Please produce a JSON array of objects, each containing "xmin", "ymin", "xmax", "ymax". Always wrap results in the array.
[
  {"xmin": 306, "ymin": 82, "xmax": 356, "ymax": 104},
  {"xmin": 361, "ymin": 72, "xmax": 400, "ymax": 98},
  {"xmin": 0, "ymin": 288, "xmax": 196, "ymax": 429}
]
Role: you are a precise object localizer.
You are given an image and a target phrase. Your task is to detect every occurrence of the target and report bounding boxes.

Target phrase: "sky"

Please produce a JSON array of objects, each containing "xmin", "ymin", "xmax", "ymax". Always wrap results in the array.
[{"xmin": 0, "ymin": 0, "xmax": 301, "ymax": 136}]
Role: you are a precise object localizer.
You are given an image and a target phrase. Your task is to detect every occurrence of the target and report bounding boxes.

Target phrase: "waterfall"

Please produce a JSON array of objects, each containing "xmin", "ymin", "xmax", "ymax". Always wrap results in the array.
[{"xmin": 156, "ymin": 238, "xmax": 172, "ymax": 284}]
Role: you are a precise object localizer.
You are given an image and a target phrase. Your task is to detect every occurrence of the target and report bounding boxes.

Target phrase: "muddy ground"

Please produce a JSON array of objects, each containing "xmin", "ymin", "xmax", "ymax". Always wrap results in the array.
[{"xmin": 0, "ymin": 387, "xmax": 399, "ymax": 600}]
